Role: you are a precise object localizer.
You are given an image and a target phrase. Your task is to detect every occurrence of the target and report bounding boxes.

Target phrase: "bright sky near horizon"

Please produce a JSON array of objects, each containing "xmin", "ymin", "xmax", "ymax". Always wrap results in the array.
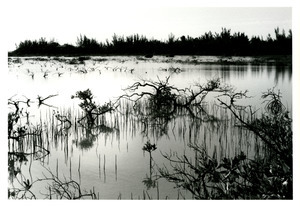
[{"xmin": 2, "ymin": 1, "xmax": 294, "ymax": 51}]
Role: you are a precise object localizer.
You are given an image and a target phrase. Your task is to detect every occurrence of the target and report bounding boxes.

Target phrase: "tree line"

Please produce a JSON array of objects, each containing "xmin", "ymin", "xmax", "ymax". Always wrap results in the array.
[{"xmin": 8, "ymin": 27, "xmax": 292, "ymax": 56}]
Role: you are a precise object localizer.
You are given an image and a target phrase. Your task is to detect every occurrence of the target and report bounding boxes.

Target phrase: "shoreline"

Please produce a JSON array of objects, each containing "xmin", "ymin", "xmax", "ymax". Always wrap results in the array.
[{"xmin": 8, "ymin": 54, "xmax": 292, "ymax": 66}]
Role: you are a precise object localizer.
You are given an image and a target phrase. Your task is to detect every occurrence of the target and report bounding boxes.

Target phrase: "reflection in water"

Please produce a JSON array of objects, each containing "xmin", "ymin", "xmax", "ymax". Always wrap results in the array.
[
  {"xmin": 77, "ymin": 124, "xmax": 118, "ymax": 150},
  {"xmin": 7, "ymin": 56, "xmax": 292, "ymax": 199},
  {"xmin": 260, "ymin": 64, "xmax": 292, "ymax": 85},
  {"xmin": 202, "ymin": 63, "xmax": 292, "ymax": 87},
  {"xmin": 274, "ymin": 65, "xmax": 292, "ymax": 84},
  {"xmin": 219, "ymin": 65, "xmax": 247, "ymax": 81}
]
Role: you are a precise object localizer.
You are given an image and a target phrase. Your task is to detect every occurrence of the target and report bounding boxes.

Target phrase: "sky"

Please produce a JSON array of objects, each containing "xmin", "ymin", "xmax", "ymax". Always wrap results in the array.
[{"xmin": 1, "ymin": 0, "xmax": 295, "ymax": 51}]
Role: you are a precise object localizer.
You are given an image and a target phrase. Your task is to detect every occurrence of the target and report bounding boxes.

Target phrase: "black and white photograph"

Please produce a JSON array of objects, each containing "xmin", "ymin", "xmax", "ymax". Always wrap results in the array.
[{"xmin": 2, "ymin": 0, "xmax": 299, "ymax": 202}]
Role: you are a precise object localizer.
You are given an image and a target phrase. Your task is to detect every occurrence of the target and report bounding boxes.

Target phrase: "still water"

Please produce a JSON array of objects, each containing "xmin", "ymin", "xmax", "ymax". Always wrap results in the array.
[{"xmin": 8, "ymin": 56, "xmax": 292, "ymax": 199}]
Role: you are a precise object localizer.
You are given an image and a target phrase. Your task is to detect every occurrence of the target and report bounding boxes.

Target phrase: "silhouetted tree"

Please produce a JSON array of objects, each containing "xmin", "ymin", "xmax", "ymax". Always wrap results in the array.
[{"xmin": 9, "ymin": 27, "xmax": 292, "ymax": 56}]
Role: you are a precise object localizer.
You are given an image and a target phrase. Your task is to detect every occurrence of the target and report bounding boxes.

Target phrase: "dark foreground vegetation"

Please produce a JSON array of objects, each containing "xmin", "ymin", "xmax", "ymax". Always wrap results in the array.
[
  {"xmin": 118, "ymin": 77, "xmax": 292, "ymax": 199},
  {"xmin": 9, "ymin": 27, "xmax": 292, "ymax": 57},
  {"xmin": 8, "ymin": 75, "xmax": 292, "ymax": 199}
]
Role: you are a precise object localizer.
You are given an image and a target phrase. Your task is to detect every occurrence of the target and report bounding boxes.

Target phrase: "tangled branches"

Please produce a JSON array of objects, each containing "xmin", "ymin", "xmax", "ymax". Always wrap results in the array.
[
  {"xmin": 159, "ymin": 87, "xmax": 292, "ymax": 199},
  {"xmin": 72, "ymin": 89, "xmax": 118, "ymax": 126},
  {"xmin": 217, "ymin": 88, "xmax": 292, "ymax": 169},
  {"xmin": 262, "ymin": 88, "xmax": 285, "ymax": 115},
  {"xmin": 118, "ymin": 76, "xmax": 229, "ymax": 120},
  {"xmin": 159, "ymin": 143, "xmax": 291, "ymax": 199},
  {"xmin": 120, "ymin": 76, "xmax": 179, "ymax": 110},
  {"xmin": 8, "ymin": 167, "xmax": 97, "ymax": 199}
]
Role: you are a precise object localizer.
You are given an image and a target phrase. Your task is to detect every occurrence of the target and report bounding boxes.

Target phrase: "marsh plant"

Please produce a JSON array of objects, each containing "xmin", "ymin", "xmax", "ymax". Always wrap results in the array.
[
  {"xmin": 119, "ymin": 76, "xmax": 230, "ymax": 126},
  {"xmin": 120, "ymin": 76, "xmax": 177, "ymax": 115},
  {"xmin": 158, "ymin": 88, "xmax": 292, "ymax": 199},
  {"xmin": 119, "ymin": 77, "xmax": 292, "ymax": 199},
  {"xmin": 71, "ymin": 89, "xmax": 117, "ymax": 126},
  {"xmin": 7, "ymin": 68, "xmax": 292, "ymax": 200},
  {"xmin": 8, "ymin": 97, "xmax": 49, "ymax": 183},
  {"xmin": 8, "ymin": 166, "xmax": 98, "ymax": 199},
  {"xmin": 71, "ymin": 89, "xmax": 119, "ymax": 151},
  {"xmin": 8, "ymin": 95, "xmax": 100, "ymax": 200},
  {"xmin": 142, "ymin": 140, "xmax": 158, "ymax": 189},
  {"xmin": 142, "ymin": 140, "xmax": 157, "ymax": 169}
]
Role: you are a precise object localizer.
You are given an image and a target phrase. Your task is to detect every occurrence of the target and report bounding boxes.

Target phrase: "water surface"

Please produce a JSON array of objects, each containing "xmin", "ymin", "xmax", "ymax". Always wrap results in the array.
[{"xmin": 8, "ymin": 55, "xmax": 292, "ymax": 199}]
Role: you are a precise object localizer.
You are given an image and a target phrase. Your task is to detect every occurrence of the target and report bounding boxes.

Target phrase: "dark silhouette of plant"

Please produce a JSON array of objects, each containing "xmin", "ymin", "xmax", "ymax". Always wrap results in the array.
[
  {"xmin": 72, "ymin": 89, "xmax": 96, "ymax": 125},
  {"xmin": 8, "ymin": 98, "xmax": 43, "ymax": 142},
  {"xmin": 143, "ymin": 140, "xmax": 157, "ymax": 154},
  {"xmin": 53, "ymin": 111, "xmax": 72, "ymax": 130},
  {"xmin": 8, "ymin": 95, "xmax": 98, "ymax": 199},
  {"xmin": 142, "ymin": 140, "xmax": 158, "ymax": 189},
  {"xmin": 9, "ymin": 27, "xmax": 292, "ymax": 56},
  {"xmin": 222, "ymin": 88, "xmax": 293, "ymax": 199},
  {"xmin": 8, "ymin": 96, "xmax": 51, "ymax": 199},
  {"xmin": 8, "ymin": 166, "xmax": 98, "ymax": 199},
  {"xmin": 158, "ymin": 88, "xmax": 292, "ymax": 199},
  {"xmin": 117, "ymin": 77, "xmax": 179, "ymax": 136},
  {"xmin": 118, "ymin": 76, "xmax": 229, "ymax": 123},
  {"xmin": 117, "ymin": 76, "xmax": 232, "ymax": 140},
  {"xmin": 121, "ymin": 76, "xmax": 178, "ymax": 111},
  {"xmin": 72, "ymin": 89, "xmax": 118, "ymax": 129},
  {"xmin": 37, "ymin": 94, "xmax": 58, "ymax": 108},
  {"xmin": 217, "ymin": 88, "xmax": 292, "ymax": 170}
]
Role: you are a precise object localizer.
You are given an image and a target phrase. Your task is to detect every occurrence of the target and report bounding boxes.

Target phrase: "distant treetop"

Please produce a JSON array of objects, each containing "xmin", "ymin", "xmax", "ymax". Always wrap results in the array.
[{"xmin": 8, "ymin": 27, "xmax": 292, "ymax": 57}]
